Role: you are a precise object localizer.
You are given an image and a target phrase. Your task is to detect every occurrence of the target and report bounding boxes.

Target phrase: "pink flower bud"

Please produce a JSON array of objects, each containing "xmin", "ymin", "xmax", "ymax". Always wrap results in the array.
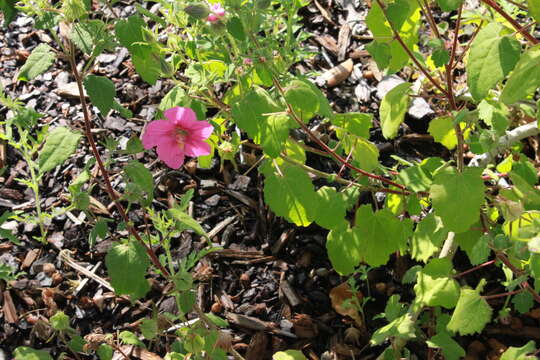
[{"xmin": 243, "ymin": 58, "xmax": 253, "ymax": 65}]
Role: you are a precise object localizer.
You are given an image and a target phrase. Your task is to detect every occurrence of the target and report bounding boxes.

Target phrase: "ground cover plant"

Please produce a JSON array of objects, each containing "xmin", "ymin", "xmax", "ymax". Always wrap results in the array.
[{"xmin": 1, "ymin": 0, "xmax": 540, "ymax": 358}]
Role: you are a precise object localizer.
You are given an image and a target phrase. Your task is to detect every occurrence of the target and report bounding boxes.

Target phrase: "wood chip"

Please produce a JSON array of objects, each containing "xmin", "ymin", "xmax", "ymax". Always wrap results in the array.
[
  {"xmin": 313, "ymin": 35, "xmax": 338, "ymax": 55},
  {"xmin": 337, "ymin": 24, "xmax": 351, "ymax": 61},
  {"xmin": 55, "ymin": 82, "xmax": 88, "ymax": 99},
  {"xmin": 226, "ymin": 313, "xmax": 297, "ymax": 338},
  {"xmin": 3, "ymin": 290, "xmax": 18, "ymax": 323},
  {"xmin": 317, "ymin": 59, "xmax": 354, "ymax": 87},
  {"xmin": 279, "ymin": 279, "xmax": 303, "ymax": 308},
  {"xmin": 21, "ymin": 248, "xmax": 40, "ymax": 269},
  {"xmin": 246, "ymin": 332, "xmax": 269, "ymax": 360},
  {"xmin": 313, "ymin": 0, "xmax": 336, "ymax": 25}
]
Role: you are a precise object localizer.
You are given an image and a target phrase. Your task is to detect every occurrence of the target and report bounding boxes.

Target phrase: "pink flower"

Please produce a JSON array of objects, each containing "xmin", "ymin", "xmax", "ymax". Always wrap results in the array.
[
  {"xmin": 142, "ymin": 107, "xmax": 213, "ymax": 169},
  {"xmin": 207, "ymin": 2, "xmax": 226, "ymax": 22}
]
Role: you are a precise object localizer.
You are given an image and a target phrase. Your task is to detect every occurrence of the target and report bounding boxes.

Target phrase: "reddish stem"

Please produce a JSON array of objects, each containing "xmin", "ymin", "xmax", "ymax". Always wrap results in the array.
[
  {"xmin": 68, "ymin": 44, "xmax": 170, "ymax": 278},
  {"xmin": 483, "ymin": 288, "xmax": 524, "ymax": 300},
  {"xmin": 496, "ymin": 252, "xmax": 540, "ymax": 303},
  {"xmin": 273, "ymin": 79, "xmax": 409, "ymax": 192},
  {"xmin": 454, "ymin": 259, "xmax": 496, "ymax": 278},
  {"xmin": 481, "ymin": 0, "xmax": 538, "ymax": 45}
]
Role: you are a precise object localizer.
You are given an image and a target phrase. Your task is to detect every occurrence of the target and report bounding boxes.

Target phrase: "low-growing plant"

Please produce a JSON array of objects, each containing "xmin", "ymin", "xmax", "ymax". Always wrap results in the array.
[{"xmin": 2, "ymin": 0, "xmax": 540, "ymax": 358}]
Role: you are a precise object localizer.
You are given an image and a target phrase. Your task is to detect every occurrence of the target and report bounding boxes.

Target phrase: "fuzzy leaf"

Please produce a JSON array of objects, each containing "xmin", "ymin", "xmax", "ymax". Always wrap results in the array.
[
  {"xmin": 261, "ymin": 162, "xmax": 317, "ymax": 226},
  {"xmin": 14, "ymin": 347, "xmax": 53, "ymax": 360},
  {"xmin": 411, "ymin": 213, "xmax": 448, "ymax": 262},
  {"xmin": 415, "ymin": 266, "xmax": 460, "ymax": 308},
  {"xmin": 436, "ymin": 0, "xmax": 464, "ymax": 11},
  {"xmin": 284, "ymin": 79, "xmax": 332, "ymax": 122},
  {"xmin": 84, "ymin": 75, "xmax": 116, "ymax": 116},
  {"xmin": 273, "ymin": 350, "xmax": 307, "ymax": 360},
  {"xmin": 501, "ymin": 45, "xmax": 540, "ymax": 105},
  {"xmin": 105, "ymin": 240, "xmax": 150, "ymax": 300},
  {"xmin": 232, "ymin": 86, "xmax": 280, "ymax": 143},
  {"xmin": 327, "ymin": 227, "xmax": 362, "ymax": 275},
  {"xmin": 447, "ymin": 288, "xmax": 492, "ymax": 335},
  {"xmin": 314, "ymin": 186, "xmax": 348, "ymax": 230},
  {"xmin": 467, "ymin": 23, "xmax": 521, "ymax": 102},
  {"xmin": 500, "ymin": 341, "xmax": 535, "ymax": 360},
  {"xmin": 529, "ymin": 0, "xmax": 540, "ymax": 23},
  {"xmin": 430, "ymin": 167, "xmax": 485, "ymax": 233},
  {"xmin": 115, "ymin": 16, "xmax": 145, "ymax": 52},
  {"xmin": 428, "ymin": 116, "xmax": 457, "ymax": 149},
  {"xmin": 427, "ymin": 333, "xmax": 465, "ymax": 360},
  {"xmin": 379, "ymin": 82, "xmax": 411, "ymax": 139},
  {"xmin": 371, "ymin": 313, "xmax": 416, "ymax": 345},
  {"xmin": 260, "ymin": 114, "xmax": 292, "ymax": 158},
  {"xmin": 18, "ymin": 44, "xmax": 56, "ymax": 81},
  {"xmin": 354, "ymin": 206, "xmax": 413, "ymax": 267},
  {"xmin": 331, "ymin": 112, "xmax": 372, "ymax": 138},
  {"xmin": 38, "ymin": 127, "xmax": 82, "ymax": 173}
]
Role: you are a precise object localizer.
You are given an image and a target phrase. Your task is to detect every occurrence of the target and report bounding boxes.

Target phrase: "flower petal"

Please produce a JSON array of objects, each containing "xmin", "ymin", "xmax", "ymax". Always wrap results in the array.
[
  {"xmin": 164, "ymin": 107, "xmax": 197, "ymax": 127},
  {"xmin": 156, "ymin": 140, "xmax": 185, "ymax": 169},
  {"xmin": 186, "ymin": 121, "xmax": 214, "ymax": 141},
  {"xmin": 142, "ymin": 120, "xmax": 175, "ymax": 149},
  {"xmin": 184, "ymin": 138, "xmax": 211, "ymax": 157}
]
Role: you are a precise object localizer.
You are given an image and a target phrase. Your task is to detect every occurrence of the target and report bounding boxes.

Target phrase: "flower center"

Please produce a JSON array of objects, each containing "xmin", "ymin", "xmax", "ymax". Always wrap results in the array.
[{"xmin": 175, "ymin": 128, "xmax": 189, "ymax": 149}]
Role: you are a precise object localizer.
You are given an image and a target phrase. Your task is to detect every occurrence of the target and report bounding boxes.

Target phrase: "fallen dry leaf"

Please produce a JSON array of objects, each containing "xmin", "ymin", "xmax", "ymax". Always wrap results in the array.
[{"xmin": 329, "ymin": 282, "xmax": 363, "ymax": 328}]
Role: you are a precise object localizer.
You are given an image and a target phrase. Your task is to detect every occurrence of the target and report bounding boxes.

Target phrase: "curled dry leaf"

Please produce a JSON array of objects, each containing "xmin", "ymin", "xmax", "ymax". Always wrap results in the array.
[{"xmin": 329, "ymin": 282, "xmax": 363, "ymax": 328}]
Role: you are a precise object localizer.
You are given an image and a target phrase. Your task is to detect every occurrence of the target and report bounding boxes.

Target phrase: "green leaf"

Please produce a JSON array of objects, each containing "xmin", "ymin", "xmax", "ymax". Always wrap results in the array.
[
  {"xmin": 232, "ymin": 86, "xmax": 280, "ymax": 142},
  {"xmin": 50, "ymin": 311, "xmax": 71, "ymax": 331},
  {"xmin": 447, "ymin": 287, "xmax": 492, "ymax": 335},
  {"xmin": 426, "ymin": 333, "xmax": 465, "ymax": 360},
  {"xmin": 105, "ymin": 240, "xmax": 150, "ymax": 300},
  {"xmin": 529, "ymin": 0, "xmax": 540, "ymax": 23},
  {"xmin": 14, "ymin": 347, "xmax": 53, "ymax": 360},
  {"xmin": 205, "ymin": 313, "xmax": 229, "ymax": 327},
  {"xmin": 501, "ymin": 44, "xmax": 540, "ymax": 105},
  {"xmin": 414, "ymin": 263, "xmax": 460, "ymax": 308},
  {"xmin": 84, "ymin": 75, "xmax": 116, "ymax": 116},
  {"xmin": 17, "ymin": 44, "xmax": 56, "ymax": 81},
  {"xmin": 428, "ymin": 116, "xmax": 458, "ymax": 149},
  {"xmin": 366, "ymin": 41, "xmax": 391, "ymax": 70},
  {"xmin": 97, "ymin": 344, "xmax": 113, "ymax": 360},
  {"xmin": 354, "ymin": 206, "xmax": 413, "ymax": 267},
  {"xmin": 397, "ymin": 165, "xmax": 432, "ymax": 193},
  {"xmin": 131, "ymin": 46, "xmax": 162, "ymax": 85},
  {"xmin": 314, "ymin": 186, "xmax": 348, "ymax": 230},
  {"xmin": 352, "ymin": 137, "xmax": 380, "ymax": 172},
  {"xmin": 284, "ymin": 79, "xmax": 332, "ymax": 122},
  {"xmin": 467, "ymin": 23, "xmax": 521, "ymax": 102},
  {"xmin": 119, "ymin": 330, "xmax": 146, "ymax": 348},
  {"xmin": 140, "ymin": 318, "xmax": 158, "ymax": 340},
  {"xmin": 512, "ymin": 291, "xmax": 534, "ymax": 314},
  {"xmin": 260, "ymin": 114, "xmax": 292, "ymax": 158},
  {"xmin": 273, "ymin": 350, "xmax": 307, "ymax": 360},
  {"xmin": 436, "ymin": 0, "xmax": 464, "ymax": 11},
  {"xmin": 115, "ymin": 16, "xmax": 145, "ymax": 52},
  {"xmin": 124, "ymin": 160, "xmax": 153, "ymax": 205},
  {"xmin": 38, "ymin": 127, "xmax": 82, "ymax": 173},
  {"xmin": 500, "ymin": 340, "xmax": 536, "ymax": 360},
  {"xmin": 168, "ymin": 208, "xmax": 207, "ymax": 237},
  {"xmin": 70, "ymin": 20, "xmax": 115, "ymax": 55},
  {"xmin": 67, "ymin": 336, "xmax": 87, "ymax": 353},
  {"xmin": 366, "ymin": 0, "xmax": 420, "ymax": 73},
  {"xmin": 331, "ymin": 112, "xmax": 372, "ymax": 138},
  {"xmin": 0, "ymin": 0, "xmax": 17, "ymax": 26},
  {"xmin": 432, "ymin": 48, "xmax": 450, "ymax": 67},
  {"xmin": 430, "ymin": 167, "xmax": 485, "ymax": 233},
  {"xmin": 261, "ymin": 162, "xmax": 317, "ymax": 226},
  {"xmin": 371, "ymin": 313, "xmax": 416, "ymax": 345},
  {"xmin": 469, "ymin": 234, "xmax": 491, "ymax": 265},
  {"xmin": 327, "ymin": 227, "xmax": 362, "ymax": 275},
  {"xmin": 227, "ymin": 16, "xmax": 246, "ymax": 41},
  {"xmin": 411, "ymin": 213, "xmax": 448, "ymax": 262},
  {"xmin": 379, "ymin": 82, "xmax": 411, "ymax": 139}
]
